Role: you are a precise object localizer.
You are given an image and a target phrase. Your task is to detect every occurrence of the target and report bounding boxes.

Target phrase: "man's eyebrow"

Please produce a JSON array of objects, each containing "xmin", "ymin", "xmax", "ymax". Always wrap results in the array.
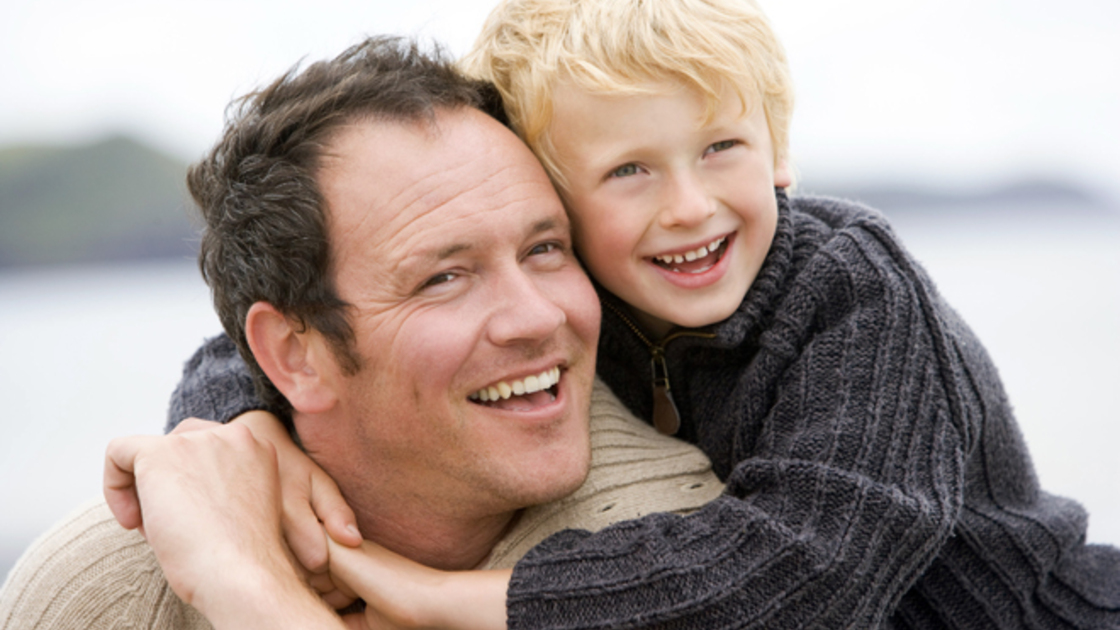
[
  {"xmin": 529, "ymin": 218, "xmax": 561, "ymax": 236},
  {"xmin": 434, "ymin": 243, "xmax": 472, "ymax": 260},
  {"xmin": 411, "ymin": 218, "xmax": 560, "ymax": 266}
]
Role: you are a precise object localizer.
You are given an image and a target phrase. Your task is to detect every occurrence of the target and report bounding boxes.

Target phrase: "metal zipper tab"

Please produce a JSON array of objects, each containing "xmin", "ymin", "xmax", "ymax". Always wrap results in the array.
[
  {"xmin": 602, "ymin": 300, "xmax": 715, "ymax": 436},
  {"xmin": 650, "ymin": 348, "xmax": 681, "ymax": 435}
]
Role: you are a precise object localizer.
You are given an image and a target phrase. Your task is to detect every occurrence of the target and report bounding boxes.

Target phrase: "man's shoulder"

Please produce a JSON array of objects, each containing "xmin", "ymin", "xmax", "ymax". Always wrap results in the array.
[
  {"xmin": 484, "ymin": 379, "xmax": 725, "ymax": 569},
  {"xmin": 0, "ymin": 500, "xmax": 210, "ymax": 630}
]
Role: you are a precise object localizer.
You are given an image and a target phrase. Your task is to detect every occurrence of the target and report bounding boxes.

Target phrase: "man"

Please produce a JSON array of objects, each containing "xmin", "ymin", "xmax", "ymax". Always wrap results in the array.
[{"xmin": 0, "ymin": 37, "xmax": 721, "ymax": 629}]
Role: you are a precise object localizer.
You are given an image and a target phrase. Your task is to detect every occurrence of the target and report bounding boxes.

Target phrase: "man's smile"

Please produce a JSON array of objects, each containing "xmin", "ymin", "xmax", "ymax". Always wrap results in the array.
[{"xmin": 469, "ymin": 365, "xmax": 562, "ymax": 409}]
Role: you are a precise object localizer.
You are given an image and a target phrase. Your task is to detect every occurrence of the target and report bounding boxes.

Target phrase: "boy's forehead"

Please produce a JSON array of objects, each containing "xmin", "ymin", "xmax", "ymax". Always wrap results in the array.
[{"xmin": 555, "ymin": 76, "xmax": 760, "ymax": 123}]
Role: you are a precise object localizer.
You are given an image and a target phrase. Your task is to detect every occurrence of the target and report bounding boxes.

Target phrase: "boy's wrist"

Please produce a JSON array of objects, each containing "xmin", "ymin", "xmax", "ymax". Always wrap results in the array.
[{"xmin": 427, "ymin": 569, "xmax": 511, "ymax": 630}]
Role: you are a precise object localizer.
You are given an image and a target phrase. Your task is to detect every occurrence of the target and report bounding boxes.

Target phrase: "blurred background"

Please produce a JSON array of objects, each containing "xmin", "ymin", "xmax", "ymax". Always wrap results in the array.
[{"xmin": 2, "ymin": 0, "xmax": 1118, "ymax": 582}]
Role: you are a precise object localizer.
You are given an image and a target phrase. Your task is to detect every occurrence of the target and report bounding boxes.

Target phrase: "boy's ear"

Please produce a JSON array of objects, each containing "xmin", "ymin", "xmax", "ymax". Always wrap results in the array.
[
  {"xmin": 773, "ymin": 158, "xmax": 793, "ymax": 189},
  {"xmin": 244, "ymin": 302, "xmax": 338, "ymax": 414}
]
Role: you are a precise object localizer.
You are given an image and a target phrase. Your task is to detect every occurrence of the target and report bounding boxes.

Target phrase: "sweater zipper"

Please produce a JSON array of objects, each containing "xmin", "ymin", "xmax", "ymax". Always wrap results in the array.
[{"xmin": 603, "ymin": 301, "xmax": 716, "ymax": 436}]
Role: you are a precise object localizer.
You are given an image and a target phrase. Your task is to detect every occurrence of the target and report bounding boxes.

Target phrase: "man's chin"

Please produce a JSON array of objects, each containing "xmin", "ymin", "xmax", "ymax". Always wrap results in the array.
[{"xmin": 510, "ymin": 445, "xmax": 592, "ymax": 507}]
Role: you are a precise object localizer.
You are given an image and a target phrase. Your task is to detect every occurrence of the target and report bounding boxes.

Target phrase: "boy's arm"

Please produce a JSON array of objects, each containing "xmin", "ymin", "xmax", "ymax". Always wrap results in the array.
[
  {"xmin": 166, "ymin": 333, "xmax": 266, "ymax": 432},
  {"xmin": 503, "ymin": 220, "xmax": 969, "ymax": 628}
]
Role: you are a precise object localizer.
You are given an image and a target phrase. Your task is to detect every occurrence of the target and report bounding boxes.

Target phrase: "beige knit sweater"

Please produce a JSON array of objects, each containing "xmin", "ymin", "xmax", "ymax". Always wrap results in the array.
[{"xmin": 0, "ymin": 380, "xmax": 723, "ymax": 629}]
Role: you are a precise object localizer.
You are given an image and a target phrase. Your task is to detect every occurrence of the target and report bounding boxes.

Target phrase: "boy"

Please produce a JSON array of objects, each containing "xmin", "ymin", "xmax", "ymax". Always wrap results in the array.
[{"xmin": 166, "ymin": 0, "xmax": 1120, "ymax": 627}]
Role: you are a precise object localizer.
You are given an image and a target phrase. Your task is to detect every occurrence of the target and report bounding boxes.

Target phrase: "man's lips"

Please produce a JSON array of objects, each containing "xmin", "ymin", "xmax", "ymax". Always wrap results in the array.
[{"xmin": 469, "ymin": 366, "xmax": 562, "ymax": 409}]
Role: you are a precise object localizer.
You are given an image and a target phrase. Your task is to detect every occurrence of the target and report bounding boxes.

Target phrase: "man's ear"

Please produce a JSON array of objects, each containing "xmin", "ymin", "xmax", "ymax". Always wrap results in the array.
[{"xmin": 244, "ymin": 302, "xmax": 338, "ymax": 414}]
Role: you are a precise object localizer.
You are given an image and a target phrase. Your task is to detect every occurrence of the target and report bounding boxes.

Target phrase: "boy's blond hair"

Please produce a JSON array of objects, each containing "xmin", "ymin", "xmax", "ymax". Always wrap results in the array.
[{"xmin": 461, "ymin": 0, "xmax": 794, "ymax": 189}]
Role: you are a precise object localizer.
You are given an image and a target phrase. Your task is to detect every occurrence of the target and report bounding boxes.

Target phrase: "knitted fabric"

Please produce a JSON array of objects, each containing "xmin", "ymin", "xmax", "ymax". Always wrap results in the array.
[{"xmin": 503, "ymin": 193, "xmax": 1120, "ymax": 629}]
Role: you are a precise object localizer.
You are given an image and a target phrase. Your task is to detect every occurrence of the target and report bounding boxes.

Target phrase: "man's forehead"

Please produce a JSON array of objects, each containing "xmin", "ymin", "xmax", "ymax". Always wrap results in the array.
[{"xmin": 318, "ymin": 108, "xmax": 566, "ymax": 271}]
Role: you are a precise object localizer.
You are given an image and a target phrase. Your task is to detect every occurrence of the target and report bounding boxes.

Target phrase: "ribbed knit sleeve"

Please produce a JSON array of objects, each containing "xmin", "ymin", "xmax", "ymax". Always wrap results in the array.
[
  {"xmin": 505, "ymin": 196, "xmax": 970, "ymax": 628},
  {"xmin": 165, "ymin": 334, "xmax": 265, "ymax": 433}
]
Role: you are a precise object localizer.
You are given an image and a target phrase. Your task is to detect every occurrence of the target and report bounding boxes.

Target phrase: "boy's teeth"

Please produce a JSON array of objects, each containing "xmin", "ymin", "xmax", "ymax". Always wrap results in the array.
[
  {"xmin": 469, "ymin": 366, "xmax": 562, "ymax": 402},
  {"xmin": 657, "ymin": 236, "xmax": 724, "ymax": 266}
]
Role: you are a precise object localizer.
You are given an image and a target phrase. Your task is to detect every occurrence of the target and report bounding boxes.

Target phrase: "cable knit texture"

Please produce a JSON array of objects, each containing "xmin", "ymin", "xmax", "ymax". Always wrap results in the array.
[
  {"xmin": 165, "ymin": 335, "xmax": 264, "ymax": 432},
  {"xmin": 160, "ymin": 193, "xmax": 1120, "ymax": 628},
  {"xmin": 504, "ymin": 193, "xmax": 1118, "ymax": 629}
]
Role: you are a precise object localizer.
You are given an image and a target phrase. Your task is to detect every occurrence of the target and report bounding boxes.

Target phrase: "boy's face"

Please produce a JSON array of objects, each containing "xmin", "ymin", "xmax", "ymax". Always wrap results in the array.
[{"xmin": 550, "ymin": 81, "xmax": 791, "ymax": 337}]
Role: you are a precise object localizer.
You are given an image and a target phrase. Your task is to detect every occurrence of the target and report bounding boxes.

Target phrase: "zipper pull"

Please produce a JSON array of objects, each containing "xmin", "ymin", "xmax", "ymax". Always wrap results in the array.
[{"xmin": 651, "ymin": 349, "xmax": 681, "ymax": 435}]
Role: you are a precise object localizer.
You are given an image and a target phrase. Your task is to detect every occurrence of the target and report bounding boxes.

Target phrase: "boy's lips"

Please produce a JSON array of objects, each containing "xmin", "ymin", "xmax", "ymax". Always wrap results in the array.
[{"xmin": 649, "ymin": 232, "xmax": 732, "ymax": 275}]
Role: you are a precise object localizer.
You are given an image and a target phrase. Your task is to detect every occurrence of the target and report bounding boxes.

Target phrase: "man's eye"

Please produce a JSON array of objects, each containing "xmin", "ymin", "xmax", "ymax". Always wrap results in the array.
[
  {"xmin": 528, "ymin": 241, "xmax": 562, "ymax": 256},
  {"xmin": 419, "ymin": 271, "xmax": 456, "ymax": 290},
  {"xmin": 610, "ymin": 163, "xmax": 640, "ymax": 178},
  {"xmin": 705, "ymin": 140, "xmax": 738, "ymax": 154}
]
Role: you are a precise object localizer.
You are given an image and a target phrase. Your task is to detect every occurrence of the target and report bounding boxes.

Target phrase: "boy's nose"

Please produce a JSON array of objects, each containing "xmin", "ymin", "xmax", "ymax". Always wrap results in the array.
[{"xmin": 658, "ymin": 172, "xmax": 715, "ymax": 229}]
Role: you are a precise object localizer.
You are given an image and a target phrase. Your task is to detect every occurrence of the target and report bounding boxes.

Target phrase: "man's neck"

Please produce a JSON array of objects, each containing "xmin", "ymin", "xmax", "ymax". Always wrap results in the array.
[
  {"xmin": 293, "ymin": 411, "xmax": 523, "ymax": 570},
  {"xmin": 350, "ymin": 501, "xmax": 518, "ymax": 570}
]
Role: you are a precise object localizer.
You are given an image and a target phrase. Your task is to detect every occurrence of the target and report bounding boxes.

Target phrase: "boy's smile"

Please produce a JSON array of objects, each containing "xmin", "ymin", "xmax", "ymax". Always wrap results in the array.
[{"xmin": 550, "ymin": 81, "xmax": 791, "ymax": 338}]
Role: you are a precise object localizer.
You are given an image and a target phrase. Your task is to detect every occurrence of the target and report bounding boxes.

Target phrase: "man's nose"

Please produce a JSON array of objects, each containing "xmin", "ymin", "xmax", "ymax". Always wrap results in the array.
[
  {"xmin": 658, "ymin": 171, "xmax": 716, "ymax": 229},
  {"xmin": 487, "ymin": 270, "xmax": 568, "ymax": 346}
]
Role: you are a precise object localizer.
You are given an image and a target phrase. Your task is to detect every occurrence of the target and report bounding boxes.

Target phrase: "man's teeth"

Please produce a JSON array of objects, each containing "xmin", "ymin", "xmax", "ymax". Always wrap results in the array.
[
  {"xmin": 656, "ymin": 236, "xmax": 726, "ymax": 265},
  {"xmin": 469, "ymin": 366, "xmax": 561, "ymax": 402}
]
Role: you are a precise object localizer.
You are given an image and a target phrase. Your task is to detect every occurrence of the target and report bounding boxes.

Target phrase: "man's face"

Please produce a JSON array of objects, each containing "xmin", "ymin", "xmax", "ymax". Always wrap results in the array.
[{"xmin": 301, "ymin": 108, "xmax": 600, "ymax": 524}]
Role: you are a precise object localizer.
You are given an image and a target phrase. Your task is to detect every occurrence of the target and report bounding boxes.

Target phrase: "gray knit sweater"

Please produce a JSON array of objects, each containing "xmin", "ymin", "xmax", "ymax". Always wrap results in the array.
[{"xmin": 168, "ymin": 193, "xmax": 1120, "ymax": 628}]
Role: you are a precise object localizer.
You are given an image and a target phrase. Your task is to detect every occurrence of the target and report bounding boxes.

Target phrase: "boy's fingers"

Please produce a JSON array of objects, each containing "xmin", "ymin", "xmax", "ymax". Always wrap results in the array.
[
  {"xmin": 103, "ymin": 435, "xmax": 160, "ymax": 530},
  {"xmin": 282, "ymin": 498, "xmax": 330, "ymax": 573},
  {"xmin": 320, "ymin": 588, "xmax": 357, "ymax": 611},
  {"xmin": 339, "ymin": 612, "xmax": 370, "ymax": 630},
  {"xmin": 324, "ymin": 537, "xmax": 363, "ymax": 601},
  {"xmin": 308, "ymin": 570, "xmax": 336, "ymax": 593},
  {"xmin": 312, "ymin": 474, "xmax": 362, "ymax": 547}
]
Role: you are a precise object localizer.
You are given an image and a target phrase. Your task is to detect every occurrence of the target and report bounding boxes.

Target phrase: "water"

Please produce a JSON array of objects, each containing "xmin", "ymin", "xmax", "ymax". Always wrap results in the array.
[
  {"xmin": 0, "ymin": 260, "xmax": 221, "ymax": 578},
  {"xmin": 2, "ymin": 210, "xmax": 1118, "ymax": 583}
]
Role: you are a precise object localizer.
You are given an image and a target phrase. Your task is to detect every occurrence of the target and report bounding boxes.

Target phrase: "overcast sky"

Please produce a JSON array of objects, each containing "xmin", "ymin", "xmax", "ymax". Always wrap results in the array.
[{"xmin": 2, "ymin": 0, "xmax": 1118, "ymax": 197}]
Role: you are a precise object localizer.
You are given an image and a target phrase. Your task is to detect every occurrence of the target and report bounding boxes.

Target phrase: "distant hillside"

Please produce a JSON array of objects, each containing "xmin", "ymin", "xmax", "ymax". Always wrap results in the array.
[
  {"xmin": 0, "ymin": 136, "xmax": 199, "ymax": 268},
  {"xmin": 799, "ymin": 178, "xmax": 1118, "ymax": 221}
]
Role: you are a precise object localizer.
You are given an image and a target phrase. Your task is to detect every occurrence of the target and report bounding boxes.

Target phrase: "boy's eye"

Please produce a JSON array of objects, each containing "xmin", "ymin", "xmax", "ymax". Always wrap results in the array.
[
  {"xmin": 705, "ymin": 140, "xmax": 739, "ymax": 154},
  {"xmin": 609, "ymin": 163, "xmax": 641, "ymax": 178}
]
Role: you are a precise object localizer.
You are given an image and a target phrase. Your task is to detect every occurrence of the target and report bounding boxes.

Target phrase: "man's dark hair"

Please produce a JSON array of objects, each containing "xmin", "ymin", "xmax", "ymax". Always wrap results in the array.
[{"xmin": 188, "ymin": 36, "xmax": 504, "ymax": 421}]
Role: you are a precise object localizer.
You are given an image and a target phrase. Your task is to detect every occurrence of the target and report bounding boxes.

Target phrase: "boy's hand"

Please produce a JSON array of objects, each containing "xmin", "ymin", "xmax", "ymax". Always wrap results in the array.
[
  {"xmin": 328, "ymin": 537, "xmax": 510, "ymax": 630},
  {"xmin": 231, "ymin": 411, "xmax": 363, "ymax": 609}
]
